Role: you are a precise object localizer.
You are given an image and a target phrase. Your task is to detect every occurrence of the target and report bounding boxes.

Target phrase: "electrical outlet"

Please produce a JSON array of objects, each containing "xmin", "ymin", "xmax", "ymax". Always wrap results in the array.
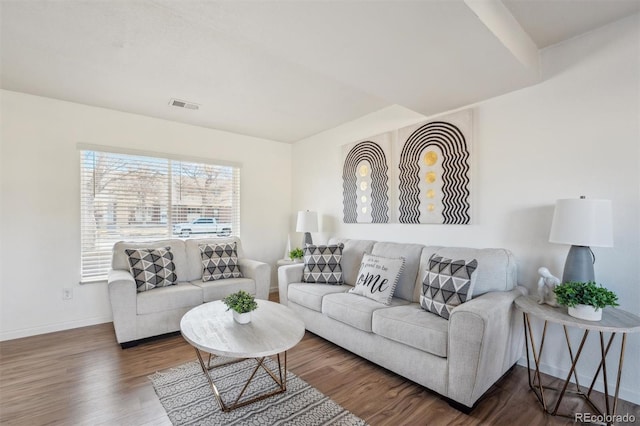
[{"xmin": 63, "ymin": 288, "xmax": 73, "ymax": 300}]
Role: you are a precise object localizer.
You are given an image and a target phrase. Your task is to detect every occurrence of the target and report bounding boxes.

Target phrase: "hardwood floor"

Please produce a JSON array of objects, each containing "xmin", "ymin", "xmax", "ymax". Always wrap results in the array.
[{"xmin": 1, "ymin": 298, "xmax": 639, "ymax": 425}]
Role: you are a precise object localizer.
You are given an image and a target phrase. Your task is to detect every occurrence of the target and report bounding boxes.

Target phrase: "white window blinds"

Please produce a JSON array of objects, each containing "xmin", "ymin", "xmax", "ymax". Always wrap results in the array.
[{"xmin": 80, "ymin": 148, "xmax": 240, "ymax": 282}]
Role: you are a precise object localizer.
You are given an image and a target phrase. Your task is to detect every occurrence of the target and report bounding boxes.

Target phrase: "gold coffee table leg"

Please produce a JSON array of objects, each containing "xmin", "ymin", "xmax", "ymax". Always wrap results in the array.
[{"xmin": 194, "ymin": 348, "xmax": 289, "ymax": 412}]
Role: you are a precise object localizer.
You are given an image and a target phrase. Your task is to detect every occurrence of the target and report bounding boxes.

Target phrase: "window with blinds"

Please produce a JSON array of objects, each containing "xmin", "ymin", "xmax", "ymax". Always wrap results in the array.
[{"xmin": 80, "ymin": 148, "xmax": 241, "ymax": 282}]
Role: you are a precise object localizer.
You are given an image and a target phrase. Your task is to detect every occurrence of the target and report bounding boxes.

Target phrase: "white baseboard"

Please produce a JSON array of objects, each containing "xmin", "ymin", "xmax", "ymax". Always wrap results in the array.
[
  {"xmin": 0, "ymin": 316, "xmax": 112, "ymax": 342},
  {"xmin": 516, "ymin": 356, "xmax": 640, "ymax": 406}
]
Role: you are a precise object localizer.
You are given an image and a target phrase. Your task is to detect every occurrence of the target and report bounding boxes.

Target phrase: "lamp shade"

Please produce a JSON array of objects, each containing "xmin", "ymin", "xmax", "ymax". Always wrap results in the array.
[
  {"xmin": 296, "ymin": 211, "xmax": 318, "ymax": 233},
  {"xmin": 549, "ymin": 198, "xmax": 613, "ymax": 247}
]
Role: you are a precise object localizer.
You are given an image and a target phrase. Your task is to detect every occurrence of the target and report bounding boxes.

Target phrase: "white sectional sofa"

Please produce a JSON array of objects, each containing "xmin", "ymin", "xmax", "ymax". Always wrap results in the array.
[
  {"xmin": 108, "ymin": 236, "xmax": 270, "ymax": 348},
  {"xmin": 278, "ymin": 238, "xmax": 527, "ymax": 411}
]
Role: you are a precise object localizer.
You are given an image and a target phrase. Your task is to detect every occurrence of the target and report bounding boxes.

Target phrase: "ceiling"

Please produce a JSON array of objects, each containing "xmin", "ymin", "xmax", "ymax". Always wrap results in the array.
[{"xmin": 1, "ymin": 1, "xmax": 638, "ymax": 143}]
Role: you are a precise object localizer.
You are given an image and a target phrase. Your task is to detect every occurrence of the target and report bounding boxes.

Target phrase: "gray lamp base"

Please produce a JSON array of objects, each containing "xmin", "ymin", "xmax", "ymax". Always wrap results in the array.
[
  {"xmin": 303, "ymin": 232, "xmax": 313, "ymax": 246},
  {"xmin": 562, "ymin": 245, "xmax": 595, "ymax": 283}
]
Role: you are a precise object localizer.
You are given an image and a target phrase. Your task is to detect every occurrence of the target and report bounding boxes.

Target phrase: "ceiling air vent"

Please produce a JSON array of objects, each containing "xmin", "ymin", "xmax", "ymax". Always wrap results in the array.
[{"xmin": 169, "ymin": 98, "xmax": 200, "ymax": 110}]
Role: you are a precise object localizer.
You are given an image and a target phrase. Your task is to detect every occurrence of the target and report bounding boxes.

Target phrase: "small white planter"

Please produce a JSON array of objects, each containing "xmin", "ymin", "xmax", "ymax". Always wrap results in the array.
[
  {"xmin": 233, "ymin": 311, "xmax": 251, "ymax": 324},
  {"xmin": 568, "ymin": 304, "xmax": 602, "ymax": 321}
]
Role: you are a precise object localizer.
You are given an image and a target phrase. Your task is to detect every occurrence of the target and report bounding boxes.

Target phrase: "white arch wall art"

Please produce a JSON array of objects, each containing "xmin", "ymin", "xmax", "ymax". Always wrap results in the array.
[
  {"xmin": 341, "ymin": 110, "xmax": 472, "ymax": 225},
  {"xmin": 395, "ymin": 110, "xmax": 473, "ymax": 224},
  {"xmin": 342, "ymin": 132, "xmax": 393, "ymax": 223}
]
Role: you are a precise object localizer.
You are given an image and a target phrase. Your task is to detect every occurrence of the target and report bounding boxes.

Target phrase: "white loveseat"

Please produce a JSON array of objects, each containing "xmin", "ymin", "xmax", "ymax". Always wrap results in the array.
[
  {"xmin": 278, "ymin": 238, "xmax": 527, "ymax": 411},
  {"xmin": 108, "ymin": 237, "xmax": 270, "ymax": 348}
]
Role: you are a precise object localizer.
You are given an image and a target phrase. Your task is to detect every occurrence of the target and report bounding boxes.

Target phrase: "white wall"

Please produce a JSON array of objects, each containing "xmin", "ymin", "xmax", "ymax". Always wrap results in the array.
[
  {"xmin": 0, "ymin": 90, "xmax": 292, "ymax": 340},
  {"xmin": 291, "ymin": 15, "xmax": 640, "ymax": 404}
]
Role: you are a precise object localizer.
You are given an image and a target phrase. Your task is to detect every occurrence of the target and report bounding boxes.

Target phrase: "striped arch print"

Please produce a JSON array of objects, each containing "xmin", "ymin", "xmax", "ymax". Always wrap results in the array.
[
  {"xmin": 343, "ymin": 141, "xmax": 390, "ymax": 223},
  {"xmin": 399, "ymin": 121, "xmax": 471, "ymax": 224}
]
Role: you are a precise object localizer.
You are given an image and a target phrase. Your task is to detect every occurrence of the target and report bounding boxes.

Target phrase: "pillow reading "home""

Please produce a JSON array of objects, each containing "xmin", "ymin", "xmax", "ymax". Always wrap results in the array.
[{"xmin": 349, "ymin": 253, "xmax": 405, "ymax": 305}]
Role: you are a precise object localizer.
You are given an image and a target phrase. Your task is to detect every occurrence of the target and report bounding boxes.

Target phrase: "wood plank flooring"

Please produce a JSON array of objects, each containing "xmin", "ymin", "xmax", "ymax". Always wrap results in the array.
[{"xmin": 1, "ymin": 296, "xmax": 639, "ymax": 425}]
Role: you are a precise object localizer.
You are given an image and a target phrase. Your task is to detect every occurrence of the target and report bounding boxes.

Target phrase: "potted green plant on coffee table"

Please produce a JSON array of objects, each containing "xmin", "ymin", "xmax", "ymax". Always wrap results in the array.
[
  {"xmin": 223, "ymin": 290, "xmax": 258, "ymax": 324},
  {"xmin": 554, "ymin": 281, "xmax": 618, "ymax": 321}
]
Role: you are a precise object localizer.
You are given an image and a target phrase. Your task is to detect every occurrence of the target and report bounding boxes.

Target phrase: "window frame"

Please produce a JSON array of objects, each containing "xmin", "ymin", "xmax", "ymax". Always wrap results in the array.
[{"xmin": 78, "ymin": 143, "xmax": 241, "ymax": 283}]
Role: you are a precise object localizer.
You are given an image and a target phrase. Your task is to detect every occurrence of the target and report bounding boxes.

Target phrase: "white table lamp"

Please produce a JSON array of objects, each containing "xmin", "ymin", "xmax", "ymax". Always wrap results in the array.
[
  {"xmin": 296, "ymin": 210, "xmax": 318, "ymax": 246},
  {"xmin": 549, "ymin": 196, "xmax": 613, "ymax": 283}
]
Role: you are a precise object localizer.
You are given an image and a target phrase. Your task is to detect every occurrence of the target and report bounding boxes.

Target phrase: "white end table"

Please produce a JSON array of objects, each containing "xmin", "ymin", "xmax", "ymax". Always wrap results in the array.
[
  {"xmin": 515, "ymin": 295, "xmax": 640, "ymax": 424},
  {"xmin": 180, "ymin": 299, "xmax": 305, "ymax": 412},
  {"xmin": 276, "ymin": 258, "xmax": 302, "ymax": 268}
]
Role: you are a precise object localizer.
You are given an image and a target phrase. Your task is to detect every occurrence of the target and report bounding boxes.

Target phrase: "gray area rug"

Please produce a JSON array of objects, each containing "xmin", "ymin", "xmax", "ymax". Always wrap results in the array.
[{"xmin": 149, "ymin": 357, "xmax": 368, "ymax": 426}]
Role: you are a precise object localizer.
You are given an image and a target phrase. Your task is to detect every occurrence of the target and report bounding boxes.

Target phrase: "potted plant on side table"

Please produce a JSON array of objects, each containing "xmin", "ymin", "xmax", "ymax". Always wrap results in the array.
[
  {"xmin": 554, "ymin": 281, "xmax": 619, "ymax": 321},
  {"xmin": 289, "ymin": 248, "xmax": 304, "ymax": 263},
  {"xmin": 223, "ymin": 290, "xmax": 258, "ymax": 324}
]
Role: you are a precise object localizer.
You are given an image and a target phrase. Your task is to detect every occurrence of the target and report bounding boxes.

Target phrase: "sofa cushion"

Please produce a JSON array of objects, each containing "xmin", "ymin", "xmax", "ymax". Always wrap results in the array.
[
  {"xmin": 136, "ymin": 282, "xmax": 202, "ymax": 315},
  {"xmin": 288, "ymin": 283, "xmax": 351, "ymax": 312},
  {"xmin": 184, "ymin": 237, "xmax": 244, "ymax": 282},
  {"xmin": 191, "ymin": 278, "xmax": 255, "ymax": 303},
  {"xmin": 125, "ymin": 247, "xmax": 178, "ymax": 292},
  {"xmin": 322, "ymin": 292, "xmax": 410, "ymax": 333},
  {"xmin": 302, "ymin": 243, "xmax": 344, "ymax": 284},
  {"xmin": 420, "ymin": 255, "xmax": 478, "ymax": 320},
  {"xmin": 349, "ymin": 253, "xmax": 405, "ymax": 305},
  {"xmin": 419, "ymin": 247, "xmax": 516, "ymax": 297},
  {"xmin": 328, "ymin": 238, "xmax": 376, "ymax": 285},
  {"xmin": 371, "ymin": 242, "xmax": 424, "ymax": 302},
  {"xmin": 112, "ymin": 239, "xmax": 188, "ymax": 280},
  {"xmin": 372, "ymin": 304, "xmax": 448, "ymax": 358},
  {"xmin": 200, "ymin": 242, "xmax": 243, "ymax": 281}
]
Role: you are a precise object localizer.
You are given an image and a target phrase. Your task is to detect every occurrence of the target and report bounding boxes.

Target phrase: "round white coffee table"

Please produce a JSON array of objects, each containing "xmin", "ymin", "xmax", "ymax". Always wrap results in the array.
[{"xmin": 180, "ymin": 299, "xmax": 305, "ymax": 412}]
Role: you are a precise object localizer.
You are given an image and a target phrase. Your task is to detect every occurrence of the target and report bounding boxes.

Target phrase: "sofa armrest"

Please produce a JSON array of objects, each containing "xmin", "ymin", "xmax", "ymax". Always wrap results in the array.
[
  {"xmin": 238, "ymin": 258, "xmax": 271, "ymax": 300},
  {"xmin": 108, "ymin": 269, "xmax": 138, "ymax": 344},
  {"xmin": 277, "ymin": 263, "xmax": 305, "ymax": 306},
  {"xmin": 447, "ymin": 286, "xmax": 528, "ymax": 407}
]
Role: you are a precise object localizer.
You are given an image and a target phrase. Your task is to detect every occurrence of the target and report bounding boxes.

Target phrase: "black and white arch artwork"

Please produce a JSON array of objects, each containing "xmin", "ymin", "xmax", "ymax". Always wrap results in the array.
[
  {"xmin": 396, "ymin": 110, "xmax": 472, "ymax": 224},
  {"xmin": 342, "ymin": 133, "xmax": 392, "ymax": 223}
]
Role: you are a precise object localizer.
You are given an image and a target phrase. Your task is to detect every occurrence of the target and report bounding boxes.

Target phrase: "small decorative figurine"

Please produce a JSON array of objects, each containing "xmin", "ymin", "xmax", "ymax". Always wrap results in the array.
[{"xmin": 537, "ymin": 267, "xmax": 560, "ymax": 307}]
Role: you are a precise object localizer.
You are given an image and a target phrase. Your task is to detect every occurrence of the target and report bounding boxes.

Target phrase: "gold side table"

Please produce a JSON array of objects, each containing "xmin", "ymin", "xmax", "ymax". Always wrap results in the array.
[{"xmin": 515, "ymin": 295, "xmax": 640, "ymax": 424}]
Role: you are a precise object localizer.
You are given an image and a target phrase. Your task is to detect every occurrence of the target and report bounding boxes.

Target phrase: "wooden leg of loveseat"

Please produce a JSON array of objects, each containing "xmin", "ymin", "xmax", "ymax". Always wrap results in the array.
[
  {"xmin": 120, "ymin": 340, "xmax": 139, "ymax": 349},
  {"xmin": 446, "ymin": 399, "xmax": 474, "ymax": 414}
]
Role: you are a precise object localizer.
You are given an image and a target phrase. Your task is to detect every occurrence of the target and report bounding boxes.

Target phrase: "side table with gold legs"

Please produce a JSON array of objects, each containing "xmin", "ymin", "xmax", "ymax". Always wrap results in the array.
[{"xmin": 515, "ymin": 296, "xmax": 640, "ymax": 424}]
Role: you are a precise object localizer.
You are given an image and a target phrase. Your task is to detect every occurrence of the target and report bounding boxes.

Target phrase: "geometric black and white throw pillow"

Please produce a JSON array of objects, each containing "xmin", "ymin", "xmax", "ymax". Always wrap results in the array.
[
  {"xmin": 420, "ymin": 255, "xmax": 478, "ymax": 320},
  {"xmin": 125, "ymin": 247, "xmax": 178, "ymax": 292},
  {"xmin": 302, "ymin": 243, "xmax": 344, "ymax": 284},
  {"xmin": 200, "ymin": 242, "xmax": 243, "ymax": 282}
]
